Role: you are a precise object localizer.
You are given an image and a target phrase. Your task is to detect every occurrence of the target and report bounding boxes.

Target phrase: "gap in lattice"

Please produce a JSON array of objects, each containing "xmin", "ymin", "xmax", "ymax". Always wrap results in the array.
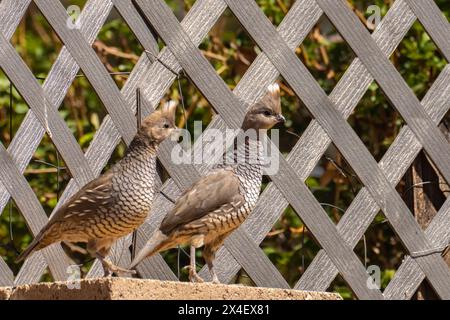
[
  {"xmin": 308, "ymin": 144, "xmax": 362, "ymax": 224},
  {"xmin": 392, "ymin": 20, "xmax": 448, "ymax": 101},
  {"xmin": 60, "ymin": 73, "xmax": 108, "ymax": 153},
  {"xmin": 400, "ymin": 151, "xmax": 449, "ymax": 227},
  {"xmin": 257, "ymin": 0, "xmax": 293, "ymax": 27},
  {"xmin": 93, "ymin": 7, "xmax": 144, "ymax": 89},
  {"xmin": 164, "ymin": 0, "xmax": 196, "ymax": 22},
  {"xmin": 234, "ymin": 268, "xmax": 256, "ymax": 286},
  {"xmin": 435, "ymin": 0, "xmax": 450, "ymax": 21},
  {"xmin": 0, "ymin": 71, "xmax": 27, "ymax": 147},
  {"xmin": 12, "ymin": 1, "xmax": 63, "ymax": 80},
  {"xmin": 26, "ymin": 133, "xmax": 70, "ymax": 214},
  {"xmin": 199, "ymin": 8, "xmax": 260, "ymax": 88},
  {"xmin": 260, "ymin": 205, "xmax": 321, "ymax": 286},
  {"xmin": 39, "ymin": 266, "xmax": 53, "ymax": 283},
  {"xmin": 277, "ymin": 78, "xmax": 313, "ymax": 154},
  {"xmin": 354, "ymin": 211, "xmax": 407, "ymax": 291},
  {"xmin": 328, "ymin": 273, "xmax": 355, "ymax": 300},
  {"xmin": 296, "ymin": 14, "xmax": 356, "ymax": 95},
  {"xmin": 160, "ymin": 244, "xmax": 196, "ymax": 282},
  {"xmin": 348, "ymin": 82, "xmax": 405, "ymax": 162}
]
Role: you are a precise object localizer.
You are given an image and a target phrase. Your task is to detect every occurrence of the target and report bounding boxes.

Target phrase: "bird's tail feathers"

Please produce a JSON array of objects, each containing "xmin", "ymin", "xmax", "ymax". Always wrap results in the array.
[
  {"xmin": 15, "ymin": 235, "xmax": 43, "ymax": 263},
  {"xmin": 129, "ymin": 230, "xmax": 168, "ymax": 269}
]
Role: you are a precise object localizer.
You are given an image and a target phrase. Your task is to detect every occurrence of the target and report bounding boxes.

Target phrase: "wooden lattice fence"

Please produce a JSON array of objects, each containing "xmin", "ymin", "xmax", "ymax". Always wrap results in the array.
[{"xmin": 0, "ymin": 0, "xmax": 450, "ymax": 300}]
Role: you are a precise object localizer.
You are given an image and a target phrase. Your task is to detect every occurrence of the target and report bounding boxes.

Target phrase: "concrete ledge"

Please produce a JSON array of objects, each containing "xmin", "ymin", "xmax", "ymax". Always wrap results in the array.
[{"xmin": 0, "ymin": 278, "xmax": 341, "ymax": 300}]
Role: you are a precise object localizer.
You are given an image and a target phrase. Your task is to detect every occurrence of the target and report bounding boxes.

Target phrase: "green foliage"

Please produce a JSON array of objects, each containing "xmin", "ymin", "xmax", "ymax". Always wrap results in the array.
[{"xmin": 0, "ymin": 0, "xmax": 448, "ymax": 298}]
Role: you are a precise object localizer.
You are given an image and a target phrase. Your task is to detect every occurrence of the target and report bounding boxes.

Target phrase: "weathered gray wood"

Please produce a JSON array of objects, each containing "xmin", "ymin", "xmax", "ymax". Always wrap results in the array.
[
  {"xmin": 34, "ymin": 0, "xmax": 137, "ymax": 145},
  {"xmin": 135, "ymin": 0, "xmax": 385, "ymax": 299},
  {"xmin": 0, "ymin": 0, "xmax": 30, "ymax": 39},
  {"xmin": 130, "ymin": 0, "xmax": 288, "ymax": 285},
  {"xmin": 0, "ymin": 0, "xmax": 449, "ymax": 299},
  {"xmin": 317, "ymin": 0, "xmax": 450, "ymax": 185},
  {"xmin": 0, "ymin": 143, "xmax": 71, "ymax": 280},
  {"xmin": 0, "ymin": 0, "xmax": 32, "ymax": 286},
  {"xmin": 0, "ymin": 258, "xmax": 14, "ymax": 287},
  {"xmin": 113, "ymin": 0, "xmax": 159, "ymax": 56},
  {"xmin": 133, "ymin": 1, "xmax": 317, "ymax": 287},
  {"xmin": 405, "ymin": 0, "xmax": 450, "ymax": 62},
  {"xmin": 298, "ymin": 65, "xmax": 450, "ymax": 293},
  {"xmin": 198, "ymin": 0, "xmax": 324, "ymax": 282},
  {"xmin": 0, "ymin": 0, "xmax": 116, "ymax": 284},
  {"xmin": 206, "ymin": 0, "xmax": 416, "ymax": 286},
  {"xmin": 225, "ymin": 0, "xmax": 450, "ymax": 298}
]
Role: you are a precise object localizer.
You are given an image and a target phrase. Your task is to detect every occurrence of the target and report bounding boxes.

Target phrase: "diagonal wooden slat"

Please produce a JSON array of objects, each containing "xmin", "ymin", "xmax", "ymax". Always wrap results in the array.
[
  {"xmin": 224, "ymin": 0, "xmax": 450, "ymax": 298},
  {"xmin": 0, "ymin": 0, "xmax": 30, "ymax": 38},
  {"xmin": 0, "ymin": 0, "xmax": 448, "ymax": 300},
  {"xmin": 0, "ymin": 0, "xmax": 116, "ymax": 284},
  {"xmin": 132, "ymin": 0, "xmax": 320, "ymax": 286},
  {"xmin": 135, "ymin": 0, "xmax": 385, "ymax": 299},
  {"xmin": 204, "ymin": 0, "xmax": 422, "ymax": 290},
  {"xmin": 112, "ymin": 0, "xmax": 159, "ymax": 56},
  {"xmin": 199, "ymin": 0, "xmax": 413, "ymax": 284},
  {"xmin": 0, "ymin": 143, "xmax": 72, "ymax": 280},
  {"xmin": 0, "ymin": 14, "xmax": 94, "ymax": 189},
  {"xmin": 34, "ymin": 0, "xmax": 137, "ymax": 145},
  {"xmin": 297, "ymin": 0, "xmax": 450, "ymax": 294},
  {"xmin": 298, "ymin": 64, "xmax": 450, "ymax": 293},
  {"xmin": 129, "ymin": 0, "xmax": 288, "ymax": 284},
  {"xmin": 405, "ymin": 0, "xmax": 450, "ymax": 62},
  {"xmin": 0, "ymin": 0, "xmax": 114, "ymax": 215},
  {"xmin": 317, "ymin": 0, "xmax": 450, "ymax": 184}
]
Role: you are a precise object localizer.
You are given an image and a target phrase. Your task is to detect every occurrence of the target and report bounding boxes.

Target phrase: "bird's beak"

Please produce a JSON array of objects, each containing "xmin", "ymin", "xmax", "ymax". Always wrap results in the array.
[
  {"xmin": 170, "ymin": 127, "xmax": 182, "ymax": 141},
  {"xmin": 276, "ymin": 115, "xmax": 286, "ymax": 124}
]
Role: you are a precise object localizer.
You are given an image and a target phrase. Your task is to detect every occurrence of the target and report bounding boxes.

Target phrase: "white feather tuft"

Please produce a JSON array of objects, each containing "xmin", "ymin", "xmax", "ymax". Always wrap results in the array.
[
  {"xmin": 163, "ymin": 100, "xmax": 178, "ymax": 112},
  {"xmin": 267, "ymin": 83, "xmax": 280, "ymax": 94}
]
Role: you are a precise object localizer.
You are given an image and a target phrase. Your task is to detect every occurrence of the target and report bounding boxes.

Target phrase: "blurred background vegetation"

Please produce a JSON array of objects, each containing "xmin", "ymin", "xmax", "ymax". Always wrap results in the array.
[{"xmin": 0, "ymin": 0, "xmax": 449, "ymax": 299}]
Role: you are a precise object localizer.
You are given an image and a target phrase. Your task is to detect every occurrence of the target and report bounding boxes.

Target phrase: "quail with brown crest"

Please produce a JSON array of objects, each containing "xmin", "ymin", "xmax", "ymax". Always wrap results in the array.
[
  {"xmin": 17, "ymin": 101, "xmax": 178, "ymax": 276},
  {"xmin": 129, "ymin": 84, "xmax": 284, "ymax": 283}
]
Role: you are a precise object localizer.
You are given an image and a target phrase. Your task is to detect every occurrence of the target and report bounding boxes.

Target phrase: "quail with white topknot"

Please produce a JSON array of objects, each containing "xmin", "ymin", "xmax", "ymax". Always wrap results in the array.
[
  {"xmin": 129, "ymin": 84, "xmax": 284, "ymax": 283},
  {"xmin": 17, "ymin": 101, "xmax": 178, "ymax": 276}
]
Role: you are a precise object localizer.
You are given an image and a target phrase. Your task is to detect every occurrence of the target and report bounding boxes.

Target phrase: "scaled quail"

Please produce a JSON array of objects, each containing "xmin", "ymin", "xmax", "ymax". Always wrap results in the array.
[
  {"xmin": 129, "ymin": 84, "xmax": 284, "ymax": 283},
  {"xmin": 16, "ymin": 101, "xmax": 178, "ymax": 276}
]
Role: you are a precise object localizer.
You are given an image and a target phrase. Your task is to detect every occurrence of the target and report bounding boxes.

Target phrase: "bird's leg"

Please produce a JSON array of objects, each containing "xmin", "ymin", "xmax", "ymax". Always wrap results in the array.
[
  {"xmin": 203, "ymin": 245, "xmax": 220, "ymax": 284},
  {"xmin": 187, "ymin": 245, "xmax": 204, "ymax": 283},
  {"xmin": 88, "ymin": 240, "xmax": 136, "ymax": 277},
  {"xmin": 96, "ymin": 253, "xmax": 136, "ymax": 277},
  {"xmin": 63, "ymin": 241, "xmax": 88, "ymax": 255}
]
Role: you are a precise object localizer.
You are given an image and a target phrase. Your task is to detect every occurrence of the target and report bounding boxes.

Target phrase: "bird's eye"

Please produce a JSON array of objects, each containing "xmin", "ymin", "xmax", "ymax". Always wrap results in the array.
[
  {"xmin": 263, "ymin": 110, "xmax": 272, "ymax": 116},
  {"xmin": 163, "ymin": 123, "xmax": 170, "ymax": 129}
]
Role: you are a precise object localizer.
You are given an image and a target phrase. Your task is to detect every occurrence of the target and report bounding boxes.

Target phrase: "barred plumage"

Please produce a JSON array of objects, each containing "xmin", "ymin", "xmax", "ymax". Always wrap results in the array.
[
  {"xmin": 130, "ymin": 84, "xmax": 284, "ymax": 283},
  {"xmin": 16, "ymin": 101, "xmax": 178, "ymax": 277}
]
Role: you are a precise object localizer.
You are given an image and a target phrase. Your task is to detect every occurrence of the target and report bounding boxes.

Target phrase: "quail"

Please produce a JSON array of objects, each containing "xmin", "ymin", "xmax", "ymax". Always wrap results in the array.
[
  {"xmin": 16, "ymin": 101, "xmax": 178, "ymax": 276},
  {"xmin": 129, "ymin": 84, "xmax": 284, "ymax": 283}
]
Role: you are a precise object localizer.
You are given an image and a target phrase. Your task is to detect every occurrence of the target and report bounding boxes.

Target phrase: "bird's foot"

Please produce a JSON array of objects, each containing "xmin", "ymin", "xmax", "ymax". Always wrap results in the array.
[
  {"xmin": 211, "ymin": 275, "xmax": 220, "ymax": 284},
  {"xmin": 184, "ymin": 266, "xmax": 204, "ymax": 283},
  {"xmin": 102, "ymin": 259, "xmax": 137, "ymax": 277}
]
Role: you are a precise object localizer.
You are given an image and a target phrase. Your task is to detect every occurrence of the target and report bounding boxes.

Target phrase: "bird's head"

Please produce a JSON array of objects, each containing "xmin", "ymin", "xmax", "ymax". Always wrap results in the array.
[
  {"xmin": 139, "ymin": 100, "xmax": 178, "ymax": 144},
  {"xmin": 241, "ymin": 83, "xmax": 285, "ymax": 131}
]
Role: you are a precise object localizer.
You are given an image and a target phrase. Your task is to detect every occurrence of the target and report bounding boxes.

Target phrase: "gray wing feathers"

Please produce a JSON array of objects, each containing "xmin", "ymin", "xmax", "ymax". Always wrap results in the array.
[{"xmin": 160, "ymin": 169, "xmax": 243, "ymax": 234}]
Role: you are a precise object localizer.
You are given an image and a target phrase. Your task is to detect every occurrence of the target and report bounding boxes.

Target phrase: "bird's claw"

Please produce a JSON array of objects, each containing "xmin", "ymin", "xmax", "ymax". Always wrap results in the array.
[
  {"xmin": 103, "ymin": 260, "xmax": 137, "ymax": 277},
  {"xmin": 211, "ymin": 276, "xmax": 220, "ymax": 284},
  {"xmin": 184, "ymin": 265, "xmax": 204, "ymax": 283}
]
